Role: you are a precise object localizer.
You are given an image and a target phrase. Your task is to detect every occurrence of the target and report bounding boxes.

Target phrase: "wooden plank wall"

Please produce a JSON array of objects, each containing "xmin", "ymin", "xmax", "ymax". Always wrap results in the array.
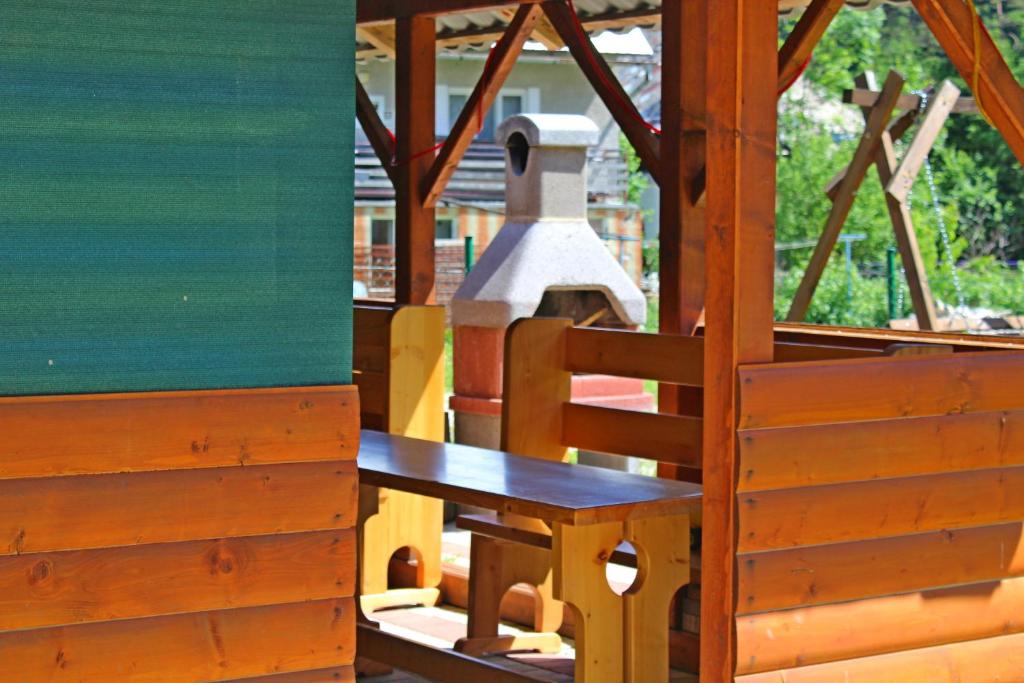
[
  {"xmin": 353, "ymin": 305, "xmax": 392, "ymax": 431},
  {"xmin": 0, "ymin": 386, "xmax": 359, "ymax": 682},
  {"xmin": 734, "ymin": 351, "xmax": 1024, "ymax": 682}
]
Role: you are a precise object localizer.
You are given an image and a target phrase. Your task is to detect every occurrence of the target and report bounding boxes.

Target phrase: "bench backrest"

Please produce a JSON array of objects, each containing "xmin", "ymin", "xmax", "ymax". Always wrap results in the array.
[
  {"xmin": 501, "ymin": 318, "xmax": 704, "ymax": 470},
  {"xmin": 499, "ymin": 318, "xmax": 952, "ymax": 472},
  {"xmin": 353, "ymin": 303, "xmax": 445, "ymax": 440}
]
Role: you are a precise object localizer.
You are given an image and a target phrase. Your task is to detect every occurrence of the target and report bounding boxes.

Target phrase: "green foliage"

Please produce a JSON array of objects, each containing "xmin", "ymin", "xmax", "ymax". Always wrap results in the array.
[
  {"xmin": 620, "ymin": 133, "xmax": 649, "ymax": 206},
  {"xmin": 771, "ymin": 4, "xmax": 1024, "ymax": 326}
]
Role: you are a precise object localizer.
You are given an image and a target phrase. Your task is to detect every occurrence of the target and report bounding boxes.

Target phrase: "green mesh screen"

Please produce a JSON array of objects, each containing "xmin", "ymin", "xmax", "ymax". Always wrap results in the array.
[{"xmin": 0, "ymin": 1, "xmax": 354, "ymax": 395}]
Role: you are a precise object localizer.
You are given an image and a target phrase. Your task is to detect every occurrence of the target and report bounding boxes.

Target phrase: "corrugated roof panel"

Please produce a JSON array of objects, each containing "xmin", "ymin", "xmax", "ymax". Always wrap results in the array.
[{"xmin": 359, "ymin": 1, "xmax": 913, "ymax": 56}]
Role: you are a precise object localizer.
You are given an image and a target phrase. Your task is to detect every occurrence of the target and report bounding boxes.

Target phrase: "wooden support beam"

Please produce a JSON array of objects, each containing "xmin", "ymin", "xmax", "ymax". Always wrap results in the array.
[
  {"xmin": 689, "ymin": 0, "xmax": 842, "ymax": 202},
  {"xmin": 542, "ymin": 0, "xmax": 661, "ymax": 184},
  {"xmin": 500, "ymin": 7, "xmax": 562, "ymax": 50},
  {"xmin": 356, "ymin": 24, "xmax": 397, "ymax": 58},
  {"xmin": 657, "ymin": 0, "xmax": 707, "ymax": 482},
  {"xmin": 850, "ymin": 72, "xmax": 940, "ymax": 331},
  {"xmin": 886, "ymin": 79, "xmax": 960, "ymax": 204},
  {"xmin": 824, "ymin": 108, "xmax": 919, "ymax": 200},
  {"xmin": 359, "ymin": 0, "xmax": 544, "ymax": 25},
  {"xmin": 355, "ymin": 79, "xmax": 397, "ymax": 186},
  {"xmin": 701, "ymin": 0, "xmax": 778, "ymax": 680},
  {"xmin": 844, "ymin": 87, "xmax": 978, "ymax": 114},
  {"xmin": 422, "ymin": 5, "xmax": 542, "ymax": 208},
  {"xmin": 658, "ymin": 0, "xmax": 706, "ymax": 340},
  {"xmin": 786, "ymin": 70, "xmax": 905, "ymax": 323},
  {"xmin": 777, "ymin": 0, "xmax": 845, "ymax": 90},
  {"xmin": 394, "ymin": 16, "xmax": 437, "ymax": 304},
  {"xmin": 912, "ymin": 0, "xmax": 1024, "ymax": 166}
]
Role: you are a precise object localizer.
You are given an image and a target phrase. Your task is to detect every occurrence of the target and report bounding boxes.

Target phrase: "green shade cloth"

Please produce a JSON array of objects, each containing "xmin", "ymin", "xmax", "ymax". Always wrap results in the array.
[{"xmin": 0, "ymin": 0, "xmax": 355, "ymax": 395}]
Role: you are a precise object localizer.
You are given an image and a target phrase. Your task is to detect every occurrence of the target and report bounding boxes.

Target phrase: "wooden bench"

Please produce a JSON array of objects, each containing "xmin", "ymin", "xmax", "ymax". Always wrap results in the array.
[
  {"xmin": 357, "ymin": 429, "xmax": 702, "ymax": 683},
  {"xmin": 454, "ymin": 317, "xmax": 706, "ymax": 665},
  {"xmin": 353, "ymin": 303, "xmax": 446, "ymax": 613}
]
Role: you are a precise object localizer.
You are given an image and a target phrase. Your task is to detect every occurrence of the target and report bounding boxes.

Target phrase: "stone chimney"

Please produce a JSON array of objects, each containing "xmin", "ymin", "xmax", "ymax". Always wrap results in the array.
[{"xmin": 450, "ymin": 114, "xmax": 648, "ymax": 449}]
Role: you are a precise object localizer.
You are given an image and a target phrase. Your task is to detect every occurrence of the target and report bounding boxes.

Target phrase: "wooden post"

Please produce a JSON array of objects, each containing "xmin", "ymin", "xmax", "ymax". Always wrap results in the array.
[
  {"xmin": 657, "ymin": 0, "xmax": 707, "ymax": 482},
  {"xmin": 659, "ymin": 0, "xmax": 706, "ymax": 340},
  {"xmin": 701, "ymin": 0, "xmax": 778, "ymax": 679},
  {"xmin": 395, "ymin": 15, "xmax": 436, "ymax": 304}
]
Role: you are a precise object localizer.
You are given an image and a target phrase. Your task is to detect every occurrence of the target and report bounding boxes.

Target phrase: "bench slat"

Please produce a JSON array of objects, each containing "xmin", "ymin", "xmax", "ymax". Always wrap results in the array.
[{"xmin": 562, "ymin": 402, "xmax": 701, "ymax": 468}]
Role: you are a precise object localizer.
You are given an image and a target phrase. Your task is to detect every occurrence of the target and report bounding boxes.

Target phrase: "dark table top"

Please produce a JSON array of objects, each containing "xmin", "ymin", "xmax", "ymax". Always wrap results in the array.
[{"xmin": 358, "ymin": 430, "xmax": 703, "ymax": 526}]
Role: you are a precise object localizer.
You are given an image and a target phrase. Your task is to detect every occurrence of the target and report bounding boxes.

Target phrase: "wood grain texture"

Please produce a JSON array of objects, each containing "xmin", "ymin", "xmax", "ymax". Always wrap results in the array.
[
  {"xmin": 501, "ymin": 317, "xmax": 571, "ymax": 462},
  {"xmin": 0, "ymin": 386, "xmax": 358, "ymax": 480},
  {"xmin": 702, "ymin": 0, "xmax": 779, "ymax": 678},
  {"xmin": 735, "ymin": 632, "xmax": 1024, "ymax": 683},
  {"xmin": 738, "ymin": 409, "xmax": 1024, "ymax": 491},
  {"xmin": 738, "ymin": 464, "xmax": 1024, "ymax": 551},
  {"xmin": 737, "ymin": 522, "xmax": 1024, "ymax": 614},
  {"xmin": 772, "ymin": 321, "xmax": 1024, "ymax": 351},
  {"xmin": 658, "ymin": 0, "xmax": 706, "ymax": 337},
  {"xmin": 739, "ymin": 351, "xmax": 1024, "ymax": 429},
  {"xmin": 566, "ymin": 326, "xmax": 703, "ymax": 386},
  {"xmin": 0, "ymin": 530, "xmax": 354, "ymax": 631},
  {"xmin": 735, "ymin": 575, "xmax": 1024, "ymax": 674},
  {"xmin": 0, "ymin": 460, "xmax": 357, "ymax": 556},
  {"xmin": 561, "ymin": 402, "xmax": 701, "ymax": 468},
  {"xmin": 0, "ymin": 598, "xmax": 355, "ymax": 682},
  {"xmin": 359, "ymin": 430, "xmax": 702, "ymax": 526},
  {"xmin": 388, "ymin": 305, "xmax": 446, "ymax": 440},
  {"xmin": 394, "ymin": 14, "xmax": 436, "ymax": 304}
]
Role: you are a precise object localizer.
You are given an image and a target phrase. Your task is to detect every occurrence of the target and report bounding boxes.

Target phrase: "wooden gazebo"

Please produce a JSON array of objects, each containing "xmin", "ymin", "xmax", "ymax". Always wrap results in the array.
[{"xmin": 355, "ymin": 0, "xmax": 1024, "ymax": 681}]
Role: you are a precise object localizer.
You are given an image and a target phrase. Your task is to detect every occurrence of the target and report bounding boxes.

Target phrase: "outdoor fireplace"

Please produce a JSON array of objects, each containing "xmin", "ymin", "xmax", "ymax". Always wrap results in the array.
[{"xmin": 450, "ymin": 114, "xmax": 649, "ymax": 450}]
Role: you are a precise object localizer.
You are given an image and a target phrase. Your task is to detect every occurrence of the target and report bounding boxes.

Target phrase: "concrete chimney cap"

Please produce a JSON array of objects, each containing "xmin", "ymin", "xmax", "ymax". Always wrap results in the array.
[{"xmin": 498, "ymin": 114, "xmax": 600, "ymax": 149}]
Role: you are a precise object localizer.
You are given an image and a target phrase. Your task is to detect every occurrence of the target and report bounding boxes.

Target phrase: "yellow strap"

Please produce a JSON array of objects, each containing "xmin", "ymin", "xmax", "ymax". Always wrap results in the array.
[{"xmin": 965, "ymin": 0, "xmax": 994, "ymax": 125}]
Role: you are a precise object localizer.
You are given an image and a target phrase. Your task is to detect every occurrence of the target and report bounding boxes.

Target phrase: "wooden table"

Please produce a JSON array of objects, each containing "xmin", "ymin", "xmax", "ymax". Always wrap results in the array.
[{"xmin": 358, "ymin": 430, "xmax": 702, "ymax": 683}]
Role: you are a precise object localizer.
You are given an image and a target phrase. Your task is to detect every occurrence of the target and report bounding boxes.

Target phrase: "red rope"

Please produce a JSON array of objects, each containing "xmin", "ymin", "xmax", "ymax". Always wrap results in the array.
[
  {"xmin": 777, "ymin": 54, "xmax": 812, "ymax": 96},
  {"xmin": 388, "ymin": 43, "xmax": 500, "ymax": 167},
  {"xmin": 565, "ymin": 0, "xmax": 661, "ymax": 136}
]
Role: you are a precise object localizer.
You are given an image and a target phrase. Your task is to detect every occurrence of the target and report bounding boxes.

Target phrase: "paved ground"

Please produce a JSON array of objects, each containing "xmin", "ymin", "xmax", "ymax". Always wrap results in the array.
[{"xmin": 361, "ymin": 530, "xmax": 698, "ymax": 682}]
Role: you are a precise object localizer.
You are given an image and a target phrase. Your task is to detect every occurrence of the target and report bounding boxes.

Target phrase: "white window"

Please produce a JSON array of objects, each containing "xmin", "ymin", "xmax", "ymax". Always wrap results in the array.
[
  {"xmin": 371, "ymin": 219, "xmax": 394, "ymax": 246},
  {"xmin": 435, "ymin": 219, "xmax": 456, "ymax": 240},
  {"xmin": 442, "ymin": 88, "xmax": 534, "ymax": 141}
]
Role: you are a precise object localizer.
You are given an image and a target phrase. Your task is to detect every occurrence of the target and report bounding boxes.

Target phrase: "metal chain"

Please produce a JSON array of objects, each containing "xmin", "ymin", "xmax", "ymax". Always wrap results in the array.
[{"xmin": 914, "ymin": 90, "xmax": 967, "ymax": 312}]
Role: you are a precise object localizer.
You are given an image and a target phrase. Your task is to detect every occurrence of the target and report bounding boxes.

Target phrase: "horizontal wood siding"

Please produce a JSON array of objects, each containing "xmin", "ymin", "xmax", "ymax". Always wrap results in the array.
[
  {"xmin": 1, "ymin": 387, "xmax": 359, "ymax": 681},
  {"xmin": 735, "ymin": 352, "xmax": 1024, "ymax": 678},
  {"xmin": 0, "ymin": 387, "xmax": 358, "ymax": 480}
]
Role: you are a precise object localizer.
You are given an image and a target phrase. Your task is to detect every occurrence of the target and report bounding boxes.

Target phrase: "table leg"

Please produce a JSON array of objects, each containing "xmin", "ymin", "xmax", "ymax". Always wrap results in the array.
[
  {"xmin": 552, "ymin": 521, "xmax": 624, "ymax": 683},
  {"xmin": 624, "ymin": 513, "xmax": 691, "ymax": 682}
]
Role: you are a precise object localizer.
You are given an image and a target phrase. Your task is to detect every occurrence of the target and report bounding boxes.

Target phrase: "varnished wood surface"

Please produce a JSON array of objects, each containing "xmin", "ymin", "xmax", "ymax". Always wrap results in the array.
[
  {"xmin": 735, "ymin": 631, "xmax": 1024, "ymax": 682},
  {"xmin": 0, "ymin": 598, "xmax": 355, "ymax": 682},
  {"xmin": 0, "ymin": 386, "xmax": 358, "ymax": 480},
  {"xmin": 0, "ymin": 530, "xmax": 355, "ymax": 631},
  {"xmin": 0, "ymin": 460, "xmax": 357, "ymax": 556},
  {"xmin": 358, "ymin": 430, "xmax": 702, "ymax": 525}
]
